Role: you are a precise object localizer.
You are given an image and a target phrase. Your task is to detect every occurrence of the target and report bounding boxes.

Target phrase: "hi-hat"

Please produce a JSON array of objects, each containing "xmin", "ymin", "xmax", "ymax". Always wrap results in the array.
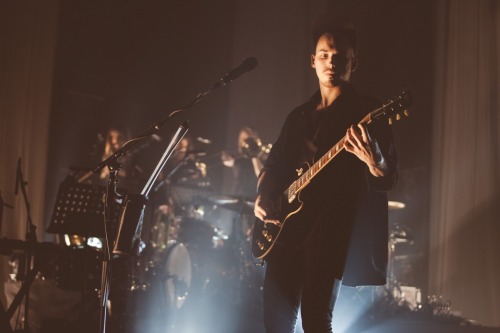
[{"xmin": 388, "ymin": 201, "xmax": 405, "ymax": 210}]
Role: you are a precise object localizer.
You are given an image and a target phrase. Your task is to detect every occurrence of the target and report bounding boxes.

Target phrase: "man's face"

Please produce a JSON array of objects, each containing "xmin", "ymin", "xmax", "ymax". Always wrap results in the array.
[{"xmin": 311, "ymin": 32, "xmax": 356, "ymax": 88}]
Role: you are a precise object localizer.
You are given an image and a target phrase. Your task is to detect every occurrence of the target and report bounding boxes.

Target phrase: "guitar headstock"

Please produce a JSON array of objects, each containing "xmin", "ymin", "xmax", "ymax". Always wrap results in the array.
[{"xmin": 370, "ymin": 90, "xmax": 413, "ymax": 125}]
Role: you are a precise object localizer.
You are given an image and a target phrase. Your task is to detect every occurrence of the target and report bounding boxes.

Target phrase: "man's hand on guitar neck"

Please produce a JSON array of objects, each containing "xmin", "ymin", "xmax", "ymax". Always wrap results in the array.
[{"xmin": 344, "ymin": 124, "xmax": 389, "ymax": 177}]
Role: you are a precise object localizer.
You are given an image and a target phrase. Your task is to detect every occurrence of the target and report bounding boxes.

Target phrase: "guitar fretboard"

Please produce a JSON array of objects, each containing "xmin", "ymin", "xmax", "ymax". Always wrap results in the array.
[{"xmin": 286, "ymin": 135, "xmax": 347, "ymax": 203}]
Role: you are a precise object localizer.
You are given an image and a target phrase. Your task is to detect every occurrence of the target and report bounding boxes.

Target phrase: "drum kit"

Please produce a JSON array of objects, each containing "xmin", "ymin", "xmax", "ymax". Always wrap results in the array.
[
  {"xmin": 48, "ymin": 195, "xmax": 415, "ymax": 318},
  {"xmin": 90, "ymin": 180, "xmax": 257, "ymax": 331},
  {"xmin": 2, "ymin": 161, "xmax": 254, "ymax": 333}
]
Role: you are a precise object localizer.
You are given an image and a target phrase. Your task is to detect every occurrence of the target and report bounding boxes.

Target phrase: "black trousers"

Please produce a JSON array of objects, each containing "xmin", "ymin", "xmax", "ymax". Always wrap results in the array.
[{"xmin": 263, "ymin": 243, "xmax": 342, "ymax": 333}]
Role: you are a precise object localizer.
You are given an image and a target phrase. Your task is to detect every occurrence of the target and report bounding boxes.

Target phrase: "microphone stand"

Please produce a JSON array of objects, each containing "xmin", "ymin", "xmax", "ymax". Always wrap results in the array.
[
  {"xmin": 152, "ymin": 153, "xmax": 193, "ymax": 193},
  {"xmin": 81, "ymin": 71, "xmax": 237, "ymax": 333},
  {"xmin": 10, "ymin": 158, "xmax": 37, "ymax": 332}
]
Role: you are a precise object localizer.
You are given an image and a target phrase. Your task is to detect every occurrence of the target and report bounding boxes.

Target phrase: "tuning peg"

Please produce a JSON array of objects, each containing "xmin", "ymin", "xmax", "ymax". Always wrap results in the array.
[
  {"xmin": 388, "ymin": 117, "xmax": 393, "ymax": 125},
  {"xmin": 396, "ymin": 113, "xmax": 401, "ymax": 121},
  {"xmin": 404, "ymin": 109, "xmax": 410, "ymax": 117}
]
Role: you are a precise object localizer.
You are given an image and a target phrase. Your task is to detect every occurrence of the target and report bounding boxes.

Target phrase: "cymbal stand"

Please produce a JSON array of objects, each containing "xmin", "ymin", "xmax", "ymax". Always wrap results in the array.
[
  {"xmin": 385, "ymin": 238, "xmax": 402, "ymax": 305},
  {"xmin": 98, "ymin": 161, "xmax": 121, "ymax": 333}
]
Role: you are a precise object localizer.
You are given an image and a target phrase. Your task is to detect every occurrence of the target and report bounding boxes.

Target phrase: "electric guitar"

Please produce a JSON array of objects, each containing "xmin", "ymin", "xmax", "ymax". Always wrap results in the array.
[{"xmin": 252, "ymin": 91, "xmax": 413, "ymax": 260}]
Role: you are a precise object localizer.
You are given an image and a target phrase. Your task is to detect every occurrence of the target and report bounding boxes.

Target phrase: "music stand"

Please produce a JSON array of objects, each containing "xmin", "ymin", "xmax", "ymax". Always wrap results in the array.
[{"xmin": 47, "ymin": 176, "xmax": 122, "ymax": 238}]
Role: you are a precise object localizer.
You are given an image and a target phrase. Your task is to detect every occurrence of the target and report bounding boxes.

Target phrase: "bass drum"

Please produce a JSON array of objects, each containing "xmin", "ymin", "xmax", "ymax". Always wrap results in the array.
[{"xmin": 160, "ymin": 242, "xmax": 192, "ymax": 310}]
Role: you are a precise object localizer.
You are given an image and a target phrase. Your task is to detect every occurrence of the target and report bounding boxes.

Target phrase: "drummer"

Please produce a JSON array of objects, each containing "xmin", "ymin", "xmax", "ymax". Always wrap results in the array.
[{"xmin": 221, "ymin": 126, "xmax": 265, "ymax": 198}]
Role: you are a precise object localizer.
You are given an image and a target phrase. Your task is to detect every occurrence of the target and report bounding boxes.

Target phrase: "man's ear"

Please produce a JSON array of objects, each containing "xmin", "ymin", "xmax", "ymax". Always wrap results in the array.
[
  {"xmin": 351, "ymin": 56, "xmax": 358, "ymax": 72},
  {"xmin": 311, "ymin": 54, "xmax": 316, "ymax": 68}
]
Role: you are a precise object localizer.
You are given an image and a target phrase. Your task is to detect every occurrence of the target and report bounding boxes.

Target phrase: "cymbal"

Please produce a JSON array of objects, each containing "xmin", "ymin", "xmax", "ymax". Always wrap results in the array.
[
  {"xmin": 218, "ymin": 201, "xmax": 254, "ymax": 215},
  {"xmin": 207, "ymin": 195, "xmax": 255, "ymax": 214},
  {"xmin": 388, "ymin": 201, "xmax": 405, "ymax": 210},
  {"xmin": 208, "ymin": 195, "xmax": 239, "ymax": 205}
]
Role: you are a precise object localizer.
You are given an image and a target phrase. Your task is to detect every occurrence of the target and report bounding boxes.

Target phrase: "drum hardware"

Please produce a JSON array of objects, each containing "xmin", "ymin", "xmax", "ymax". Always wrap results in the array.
[
  {"xmin": 386, "ymin": 219, "xmax": 418, "ymax": 310},
  {"xmin": 393, "ymin": 285, "xmax": 422, "ymax": 310},
  {"xmin": 207, "ymin": 194, "xmax": 263, "ymax": 300},
  {"xmin": 389, "ymin": 223, "xmax": 413, "ymax": 245},
  {"xmin": 0, "ymin": 238, "xmax": 61, "ymax": 331}
]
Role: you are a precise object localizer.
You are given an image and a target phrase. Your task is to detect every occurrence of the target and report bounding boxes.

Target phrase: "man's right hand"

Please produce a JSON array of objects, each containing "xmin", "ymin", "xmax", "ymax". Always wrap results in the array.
[{"xmin": 254, "ymin": 194, "xmax": 280, "ymax": 225}]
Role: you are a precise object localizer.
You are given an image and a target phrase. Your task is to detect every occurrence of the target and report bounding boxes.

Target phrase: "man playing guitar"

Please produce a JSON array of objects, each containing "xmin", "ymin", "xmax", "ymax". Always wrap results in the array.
[{"xmin": 253, "ymin": 12, "xmax": 399, "ymax": 333}]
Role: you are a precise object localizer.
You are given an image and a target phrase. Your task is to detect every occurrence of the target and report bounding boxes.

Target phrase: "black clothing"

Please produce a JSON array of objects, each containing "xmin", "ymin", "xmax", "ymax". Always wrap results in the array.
[
  {"xmin": 260, "ymin": 84, "xmax": 398, "ymax": 332},
  {"xmin": 261, "ymin": 85, "xmax": 398, "ymax": 286},
  {"xmin": 231, "ymin": 156, "xmax": 258, "ymax": 198}
]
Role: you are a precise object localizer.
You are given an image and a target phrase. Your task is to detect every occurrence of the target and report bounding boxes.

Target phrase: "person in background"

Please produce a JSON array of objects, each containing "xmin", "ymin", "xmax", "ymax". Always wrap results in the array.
[{"xmin": 221, "ymin": 126, "xmax": 268, "ymax": 198}]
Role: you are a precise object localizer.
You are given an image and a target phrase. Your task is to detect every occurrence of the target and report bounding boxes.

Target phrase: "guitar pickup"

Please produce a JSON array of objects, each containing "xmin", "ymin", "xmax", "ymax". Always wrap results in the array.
[{"xmin": 261, "ymin": 230, "xmax": 272, "ymax": 242}]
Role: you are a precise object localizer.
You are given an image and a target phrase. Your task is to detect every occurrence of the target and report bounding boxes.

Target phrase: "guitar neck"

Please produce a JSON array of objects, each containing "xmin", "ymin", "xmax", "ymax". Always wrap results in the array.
[
  {"xmin": 285, "ymin": 113, "xmax": 372, "ymax": 203},
  {"xmin": 283, "ymin": 90, "xmax": 412, "ymax": 204}
]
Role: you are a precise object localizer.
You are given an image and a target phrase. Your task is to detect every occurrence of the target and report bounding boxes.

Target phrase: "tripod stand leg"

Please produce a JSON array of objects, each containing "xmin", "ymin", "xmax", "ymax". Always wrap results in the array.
[
  {"xmin": 1, "ymin": 302, "xmax": 14, "ymax": 333},
  {"xmin": 6, "ymin": 268, "xmax": 38, "ymax": 320}
]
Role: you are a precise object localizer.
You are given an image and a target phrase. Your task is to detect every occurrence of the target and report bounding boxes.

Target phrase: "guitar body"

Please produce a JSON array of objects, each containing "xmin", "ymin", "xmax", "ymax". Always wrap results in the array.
[{"xmin": 251, "ymin": 188, "xmax": 304, "ymax": 260}]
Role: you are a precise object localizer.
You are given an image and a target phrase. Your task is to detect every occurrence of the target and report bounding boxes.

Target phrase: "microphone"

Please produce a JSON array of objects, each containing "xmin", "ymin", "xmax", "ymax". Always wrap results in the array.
[{"xmin": 214, "ymin": 57, "xmax": 258, "ymax": 88}]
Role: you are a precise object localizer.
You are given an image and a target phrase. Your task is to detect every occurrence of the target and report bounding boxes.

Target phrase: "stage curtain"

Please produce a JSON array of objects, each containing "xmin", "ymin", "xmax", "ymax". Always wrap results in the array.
[
  {"xmin": 0, "ymin": 0, "xmax": 60, "ymax": 312},
  {"xmin": 429, "ymin": 0, "xmax": 500, "ymax": 327}
]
